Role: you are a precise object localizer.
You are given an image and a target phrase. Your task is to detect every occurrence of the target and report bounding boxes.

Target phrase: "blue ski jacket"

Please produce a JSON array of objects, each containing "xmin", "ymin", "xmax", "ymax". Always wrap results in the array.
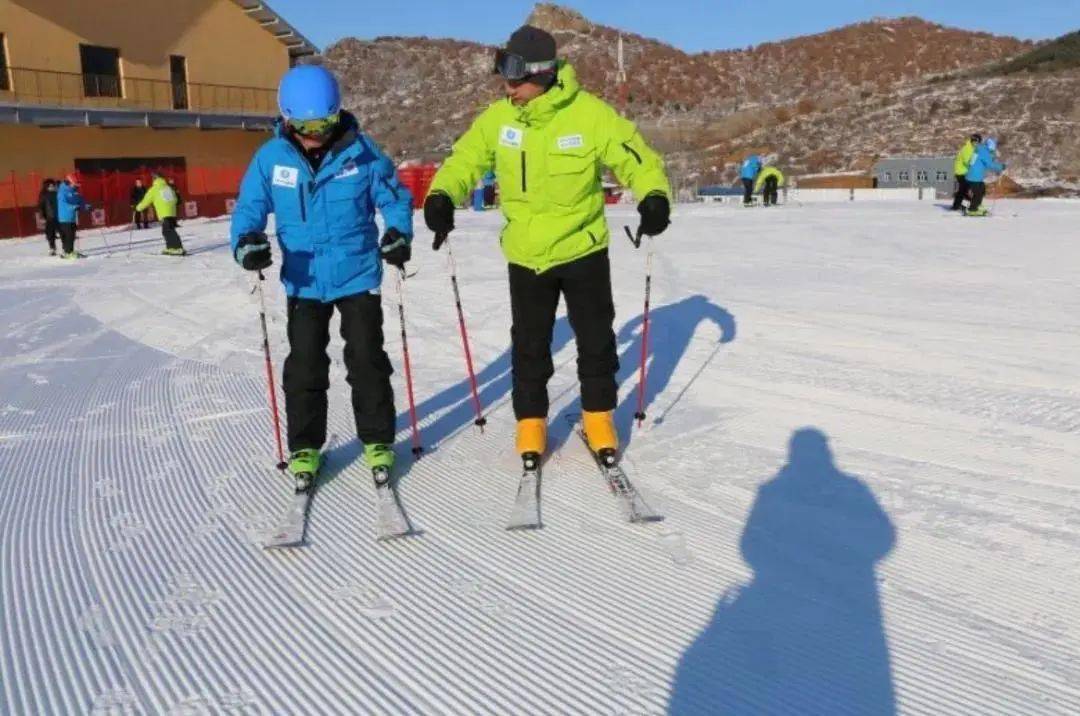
[
  {"xmin": 230, "ymin": 113, "xmax": 413, "ymax": 302},
  {"xmin": 57, "ymin": 182, "xmax": 86, "ymax": 224},
  {"xmin": 965, "ymin": 143, "xmax": 1004, "ymax": 183},
  {"xmin": 740, "ymin": 155, "xmax": 762, "ymax": 180}
]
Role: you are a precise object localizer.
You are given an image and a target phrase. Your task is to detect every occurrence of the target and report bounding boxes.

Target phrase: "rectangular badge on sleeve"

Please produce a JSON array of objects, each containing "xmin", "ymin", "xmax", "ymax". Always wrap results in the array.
[
  {"xmin": 499, "ymin": 126, "xmax": 524, "ymax": 149},
  {"xmin": 272, "ymin": 165, "xmax": 299, "ymax": 189},
  {"xmin": 557, "ymin": 134, "xmax": 584, "ymax": 150}
]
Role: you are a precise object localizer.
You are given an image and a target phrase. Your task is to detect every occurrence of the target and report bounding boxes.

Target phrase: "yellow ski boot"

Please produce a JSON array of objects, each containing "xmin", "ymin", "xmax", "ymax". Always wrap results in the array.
[
  {"xmin": 516, "ymin": 418, "xmax": 546, "ymax": 471},
  {"xmin": 583, "ymin": 410, "xmax": 618, "ymax": 467}
]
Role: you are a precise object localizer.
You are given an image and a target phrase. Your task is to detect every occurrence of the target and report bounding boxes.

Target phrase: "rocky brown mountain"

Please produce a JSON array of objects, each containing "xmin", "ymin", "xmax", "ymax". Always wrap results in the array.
[{"xmin": 324, "ymin": 4, "xmax": 1077, "ymax": 193}]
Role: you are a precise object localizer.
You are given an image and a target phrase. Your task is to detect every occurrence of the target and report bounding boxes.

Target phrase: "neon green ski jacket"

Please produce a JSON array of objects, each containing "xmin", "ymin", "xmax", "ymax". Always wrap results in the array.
[
  {"xmin": 135, "ymin": 176, "xmax": 178, "ymax": 219},
  {"xmin": 427, "ymin": 62, "xmax": 670, "ymax": 273},
  {"xmin": 953, "ymin": 140, "xmax": 975, "ymax": 177},
  {"xmin": 754, "ymin": 166, "xmax": 785, "ymax": 191}
]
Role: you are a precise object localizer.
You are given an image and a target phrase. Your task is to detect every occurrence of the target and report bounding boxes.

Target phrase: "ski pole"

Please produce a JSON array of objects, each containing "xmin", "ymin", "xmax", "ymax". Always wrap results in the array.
[
  {"xmin": 990, "ymin": 168, "xmax": 1005, "ymax": 216},
  {"xmin": 98, "ymin": 225, "xmax": 112, "ymax": 257},
  {"xmin": 127, "ymin": 211, "xmax": 136, "ymax": 257},
  {"xmin": 444, "ymin": 237, "xmax": 486, "ymax": 431},
  {"xmin": 255, "ymin": 269, "xmax": 287, "ymax": 471},
  {"xmin": 394, "ymin": 268, "xmax": 423, "ymax": 457},
  {"xmin": 624, "ymin": 226, "xmax": 653, "ymax": 428}
]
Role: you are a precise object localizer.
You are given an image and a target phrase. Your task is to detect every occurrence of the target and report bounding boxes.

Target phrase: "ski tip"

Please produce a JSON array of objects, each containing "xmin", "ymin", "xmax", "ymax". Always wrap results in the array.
[
  {"xmin": 263, "ymin": 537, "xmax": 303, "ymax": 549},
  {"xmin": 505, "ymin": 522, "xmax": 543, "ymax": 532}
]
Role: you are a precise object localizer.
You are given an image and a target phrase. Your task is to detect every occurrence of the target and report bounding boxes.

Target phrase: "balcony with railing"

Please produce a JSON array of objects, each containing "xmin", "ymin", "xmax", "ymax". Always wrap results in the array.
[{"xmin": 0, "ymin": 66, "xmax": 278, "ymax": 117}]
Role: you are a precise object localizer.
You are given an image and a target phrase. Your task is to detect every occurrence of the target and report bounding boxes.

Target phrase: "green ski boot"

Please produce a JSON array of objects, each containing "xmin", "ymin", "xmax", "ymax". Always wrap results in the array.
[
  {"xmin": 162, "ymin": 247, "xmax": 187, "ymax": 256},
  {"xmin": 364, "ymin": 443, "xmax": 395, "ymax": 485},
  {"xmin": 287, "ymin": 448, "xmax": 321, "ymax": 492}
]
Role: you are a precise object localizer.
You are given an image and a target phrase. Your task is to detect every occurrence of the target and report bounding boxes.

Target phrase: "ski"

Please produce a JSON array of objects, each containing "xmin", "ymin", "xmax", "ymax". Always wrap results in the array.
[
  {"xmin": 567, "ymin": 417, "xmax": 663, "ymax": 524},
  {"xmin": 264, "ymin": 473, "xmax": 316, "ymax": 549},
  {"xmin": 372, "ymin": 467, "xmax": 411, "ymax": 541},
  {"xmin": 506, "ymin": 453, "xmax": 542, "ymax": 530}
]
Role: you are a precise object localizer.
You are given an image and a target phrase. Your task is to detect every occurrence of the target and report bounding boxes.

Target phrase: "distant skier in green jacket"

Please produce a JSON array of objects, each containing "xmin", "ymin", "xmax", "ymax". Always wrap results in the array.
[
  {"xmin": 951, "ymin": 133, "xmax": 981, "ymax": 211},
  {"xmin": 136, "ymin": 173, "xmax": 185, "ymax": 256},
  {"xmin": 754, "ymin": 166, "xmax": 785, "ymax": 207},
  {"xmin": 423, "ymin": 25, "xmax": 671, "ymax": 470}
]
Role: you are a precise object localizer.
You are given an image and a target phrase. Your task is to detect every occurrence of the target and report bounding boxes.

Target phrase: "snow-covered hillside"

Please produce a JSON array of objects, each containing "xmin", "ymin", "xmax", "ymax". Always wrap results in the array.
[{"xmin": 1, "ymin": 202, "xmax": 1078, "ymax": 714}]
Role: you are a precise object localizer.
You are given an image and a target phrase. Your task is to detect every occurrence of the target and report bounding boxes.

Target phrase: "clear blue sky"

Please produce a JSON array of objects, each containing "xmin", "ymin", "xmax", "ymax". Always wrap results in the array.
[{"xmin": 268, "ymin": 0, "xmax": 1075, "ymax": 52}]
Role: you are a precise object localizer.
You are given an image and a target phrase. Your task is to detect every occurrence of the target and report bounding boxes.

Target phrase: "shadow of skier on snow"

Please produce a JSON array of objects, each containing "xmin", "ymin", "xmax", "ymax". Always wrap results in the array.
[
  {"xmin": 548, "ymin": 294, "xmax": 736, "ymax": 454},
  {"xmin": 668, "ymin": 428, "xmax": 897, "ymax": 716},
  {"xmin": 372, "ymin": 294, "xmax": 734, "ymax": 481}
]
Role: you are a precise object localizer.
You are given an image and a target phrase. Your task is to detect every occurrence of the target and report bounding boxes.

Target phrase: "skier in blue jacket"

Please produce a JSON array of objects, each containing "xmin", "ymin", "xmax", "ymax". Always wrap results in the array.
[
  {"xmin": 964, "ymin": 138, "xmax": 1005, "ymax": 216},
  {"xmin": 230, "ymin": 65, "xmax": 414, "ymax": 488},
  {"xmin": 57, "ymin": 174, "xmax": 89, "ymax": 259},
  {"xmin": 740, "ymin": 154, "xmax": 762, "ymax": 206}
]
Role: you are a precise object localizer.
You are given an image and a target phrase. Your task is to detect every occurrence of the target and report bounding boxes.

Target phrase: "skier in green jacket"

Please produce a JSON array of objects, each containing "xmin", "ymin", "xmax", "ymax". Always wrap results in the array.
[
  {"xmin": 136, "ymin": 174, "xmax": 185, "ymax": 256},
  {"xmin": 951, "ymin": 133, "xmax": 982, "ymax": 211},
  {"xmin": 423, "ymin": 25, "xmax": 671, "ymax": 469}
]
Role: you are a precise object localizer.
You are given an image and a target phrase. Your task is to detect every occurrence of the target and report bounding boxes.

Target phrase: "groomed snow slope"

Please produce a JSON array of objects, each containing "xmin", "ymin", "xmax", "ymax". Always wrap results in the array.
[{"xmin": 1, "ymin": 201, "xmax": 1078, "ymax": 715}]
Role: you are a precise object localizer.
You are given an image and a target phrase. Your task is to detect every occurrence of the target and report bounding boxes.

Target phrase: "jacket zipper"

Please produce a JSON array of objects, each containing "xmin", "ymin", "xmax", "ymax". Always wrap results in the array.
[
  {"xmin": 622, "ymin": 142, "xmax": 642, "ymax": 164},
  {"xmin": 299, "ymin": 182, "xmax": 310, "ymax": 222},
  {"xmin": 521, "ymin": 152, "xmax": 527, "ymax": 192}
]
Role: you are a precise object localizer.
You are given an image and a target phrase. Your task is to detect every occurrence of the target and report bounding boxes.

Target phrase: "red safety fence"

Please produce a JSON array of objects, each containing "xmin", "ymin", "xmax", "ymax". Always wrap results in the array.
[{"xmin": 0, "ymin": 162, "xmax": 439, "ymax": 239}]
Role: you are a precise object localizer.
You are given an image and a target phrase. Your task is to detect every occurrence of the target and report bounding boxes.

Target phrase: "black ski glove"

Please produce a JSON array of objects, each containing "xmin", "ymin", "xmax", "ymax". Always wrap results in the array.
[
  {"xmin": 424, "ymin": 192, "xmax": 455, "ymax": 250},
  {"xmin": 637, "ymin": 193, "xmax": 671, "ymax": 237},
  {"xmin": 235, "ymin": 232, "xmax": 272, "ymax": 271},
  {"xmin": 380, "ymin": 227, "xmax": 411, "ymax": 269}
]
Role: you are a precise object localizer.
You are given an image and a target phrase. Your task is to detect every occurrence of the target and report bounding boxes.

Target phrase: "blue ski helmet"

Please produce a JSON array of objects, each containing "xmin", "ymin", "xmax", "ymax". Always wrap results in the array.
[
  {"xmin": 984, "ymin": 137, "xmax": 998, "ymax": 152},
  {"xmin": 277, "ymin": 65, "xmax": 341, "ymax": 121}
]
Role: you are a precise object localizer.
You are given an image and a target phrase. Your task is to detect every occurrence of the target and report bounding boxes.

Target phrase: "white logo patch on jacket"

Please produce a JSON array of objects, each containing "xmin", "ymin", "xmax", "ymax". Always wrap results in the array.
[
  {"xmin": 557, "ymin": 134, "xmax": 584, "ymax": 150},
  {"xmin": 272, "ymin": 165, "xmax": 299, "ymax": 189},
  {"xmin": 499, "ymin": 126, "xmax": 524, "ymax": 149}
]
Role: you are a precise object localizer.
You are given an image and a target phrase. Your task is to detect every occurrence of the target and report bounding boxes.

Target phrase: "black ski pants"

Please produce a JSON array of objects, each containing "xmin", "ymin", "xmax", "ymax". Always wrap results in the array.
[
  {"xmin": 161, "ymin": 217, "xmax": 183, "ymax": 251},
  {"xmin": 44, "ymin": 219, "xmax": 58, "ymax": 251},
  {"xmin": 763, "ymin": 176, "xmax": 779, "ymax": 206},
  {"xmin": 968, "ymin": 181, "xmax": 987, "ymax": 212},
  {"xmin": 284, "ymin": 291, "xmax": 395, "ymax": 452},
  {"xmin": 132, "ymin": 207, "xmax": 149, "ymax": 229},
  {"xmin": 951, "ymin": 174, "xmax": 970, "ymax": 210},
  {"xmin": 59, "ymin": 223, "xmax": 77, "ymax": 254},
  {"xmin": 509, "ymin": 249, "xmax": 618, "ymax": 419},
  {"xmin": 742, "ymin": 178, "xmax": 754, "ymax": 205}
]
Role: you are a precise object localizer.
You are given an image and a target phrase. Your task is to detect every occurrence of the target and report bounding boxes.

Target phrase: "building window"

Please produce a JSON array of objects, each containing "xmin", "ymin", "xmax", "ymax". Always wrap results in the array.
[
  {"xmin": 936, "ymin": 171, "xmax": 949, "ymax": 181},
  {"xmin": 0, "ymin": 34, "xmax": 9, "ymax": 92},
  {"xmin": 884, "ymin": 171, "xmax": 892, "ymax": 182},
  {"xmin": 170, "ymin": 55, "xmax": 188, "ymax": 110},
  {"xmin": 898, "ymin": 171, "xmax": 910, "ymax": 182},
  {"xmin": 80, "ymin": 44, "xmax": 122, "ymax": 98},
  {"xmin": 916, "ymin": 170, "xmax": 929, "ymax": 182}
]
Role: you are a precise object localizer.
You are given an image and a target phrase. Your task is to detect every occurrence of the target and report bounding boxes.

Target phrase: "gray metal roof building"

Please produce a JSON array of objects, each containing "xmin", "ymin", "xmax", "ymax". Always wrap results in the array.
[{"xmin": 873, "ymin": 157, "xmax": 955, "ymax": 196}]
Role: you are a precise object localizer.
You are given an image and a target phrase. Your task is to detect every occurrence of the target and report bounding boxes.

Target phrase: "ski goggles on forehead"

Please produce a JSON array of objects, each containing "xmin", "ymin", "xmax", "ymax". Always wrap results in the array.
[
  {"xmin": 493, "ymin": 49, "xmax": 557, "ymax": 81},
  {"xmin": 287, "ymin": 112, "xmax": 340, "ymax": 137}
]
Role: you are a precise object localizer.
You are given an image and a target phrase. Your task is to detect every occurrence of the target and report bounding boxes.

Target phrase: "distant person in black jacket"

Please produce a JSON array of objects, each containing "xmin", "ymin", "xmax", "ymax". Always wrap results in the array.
[
  {"xmin": 37, "ymin": 178, "xmax": 59, "ymax": 255},
  {"xmin": 130, "ymin": 179, "xmax": 149, "ymax": 229}
]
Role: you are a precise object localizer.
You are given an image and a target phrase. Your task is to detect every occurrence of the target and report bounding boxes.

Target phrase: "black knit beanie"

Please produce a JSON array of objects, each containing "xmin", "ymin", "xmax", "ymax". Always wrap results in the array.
[{"xmin": 506, "ymin": 25, "xmax": 557, "ymax": 63}]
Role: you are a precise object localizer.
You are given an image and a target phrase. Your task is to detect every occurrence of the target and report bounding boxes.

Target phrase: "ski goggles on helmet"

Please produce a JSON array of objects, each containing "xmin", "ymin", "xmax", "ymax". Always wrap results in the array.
[
  {"xmin": 493, "ymin": 49, "xmax": 557, "ymax": 81},
  {"xmin": 286, "ymin": 112, "xmax": 340, "ymax": 137}
]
